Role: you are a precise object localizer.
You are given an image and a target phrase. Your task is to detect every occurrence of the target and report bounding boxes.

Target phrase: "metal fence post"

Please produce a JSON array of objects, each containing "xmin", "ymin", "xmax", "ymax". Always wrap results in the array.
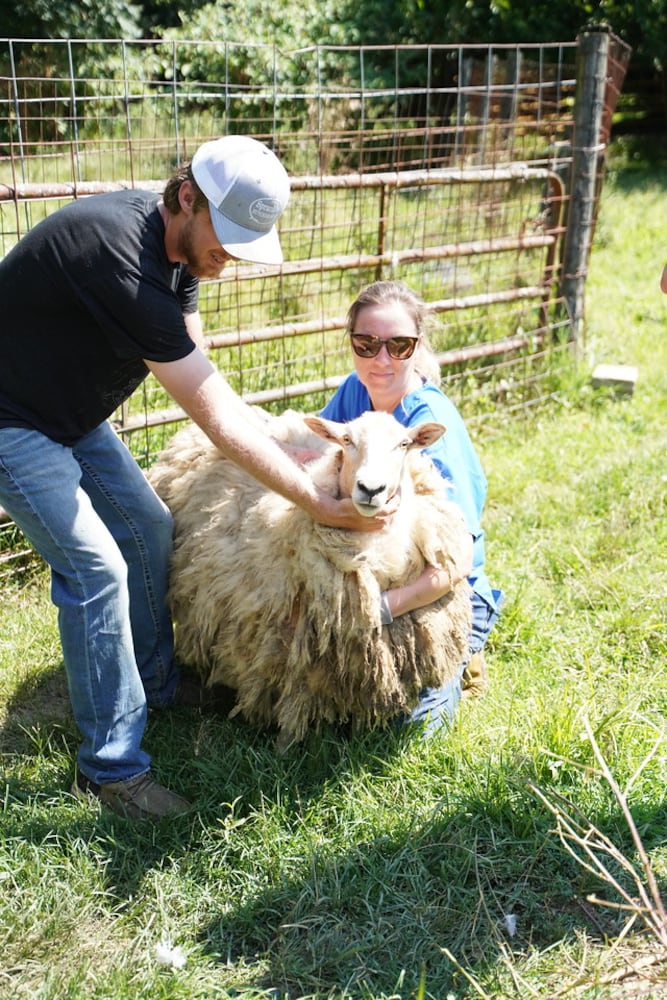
[{"xmin": 561, "ymin": 26, "xmax": 611, "ymax": 342}]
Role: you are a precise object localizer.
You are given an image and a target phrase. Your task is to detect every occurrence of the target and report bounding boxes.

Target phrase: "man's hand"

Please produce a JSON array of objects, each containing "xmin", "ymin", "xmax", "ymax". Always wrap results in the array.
[{"xmin": 313, "ymin": 491, "xmax": 400, "ymax": 532}]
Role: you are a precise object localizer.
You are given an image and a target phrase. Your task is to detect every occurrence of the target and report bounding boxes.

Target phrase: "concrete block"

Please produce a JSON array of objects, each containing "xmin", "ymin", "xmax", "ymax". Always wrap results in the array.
[{"xmin": 591, "ymin": 363, "xmax": 638, "ymax": 395}]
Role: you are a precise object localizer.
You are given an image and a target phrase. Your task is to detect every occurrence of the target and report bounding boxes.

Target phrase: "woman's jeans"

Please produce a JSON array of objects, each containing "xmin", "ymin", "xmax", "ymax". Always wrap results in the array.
[
  {"xmin": 0, "ymin": 423, "xmax": 177, "ymax": 784},
  {"xmin": 406, "ymin": 588, "xmax": 503, "ymax": 736}
]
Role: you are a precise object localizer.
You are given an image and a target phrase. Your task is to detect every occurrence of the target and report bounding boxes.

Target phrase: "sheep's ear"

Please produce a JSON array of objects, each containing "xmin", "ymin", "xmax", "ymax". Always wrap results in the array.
[
  {"xmin": 303, "ymin": 415, "xmax": 345, "ymax": 444},
  {"xmin": 410, "ymin": 422, "xmax": 447, "ymax": 448}
]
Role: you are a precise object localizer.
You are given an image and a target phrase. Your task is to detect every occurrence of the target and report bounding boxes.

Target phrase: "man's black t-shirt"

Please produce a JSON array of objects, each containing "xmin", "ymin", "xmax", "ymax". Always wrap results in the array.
[{"xmin": 0, "ymin": 190, "xmax": 199, "ymax": 445}]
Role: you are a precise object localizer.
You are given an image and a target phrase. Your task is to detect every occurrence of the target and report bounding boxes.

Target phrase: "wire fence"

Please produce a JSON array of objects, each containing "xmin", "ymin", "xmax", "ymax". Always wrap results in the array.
[{"xmin": 0, "ymin": 30, "xmax": 631, "ymax": 580}]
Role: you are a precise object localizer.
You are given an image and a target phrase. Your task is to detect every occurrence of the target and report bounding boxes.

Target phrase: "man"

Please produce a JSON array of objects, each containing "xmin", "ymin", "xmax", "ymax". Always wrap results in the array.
[{"xmin": 0, "ymin": 135, "xmax": 393, "ymax": 820}]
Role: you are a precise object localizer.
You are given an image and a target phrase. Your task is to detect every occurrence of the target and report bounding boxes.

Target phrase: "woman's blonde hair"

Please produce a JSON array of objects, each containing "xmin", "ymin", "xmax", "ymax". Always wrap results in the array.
[{"xmin": 345, "ymin": 280, "xmax": 441, "ymax": 386}]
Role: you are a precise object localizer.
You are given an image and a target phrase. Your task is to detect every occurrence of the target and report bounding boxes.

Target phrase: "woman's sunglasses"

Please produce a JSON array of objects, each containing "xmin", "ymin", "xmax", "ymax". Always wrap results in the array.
[{"xmin": 349, "ymin": 334, "xmax": 418, "ymax": 360}]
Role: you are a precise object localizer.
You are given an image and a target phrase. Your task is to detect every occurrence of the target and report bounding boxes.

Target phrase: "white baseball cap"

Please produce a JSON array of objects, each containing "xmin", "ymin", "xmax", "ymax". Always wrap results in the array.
[{"xmin": 191, "ymin": 135, "xmax": 290, "ymax": 265}]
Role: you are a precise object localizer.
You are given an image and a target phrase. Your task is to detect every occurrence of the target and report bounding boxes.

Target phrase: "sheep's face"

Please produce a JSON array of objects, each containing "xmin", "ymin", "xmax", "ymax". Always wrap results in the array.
[{"xmin": 304, "ymin": 412, "xmax": 446, "ymax": 517}]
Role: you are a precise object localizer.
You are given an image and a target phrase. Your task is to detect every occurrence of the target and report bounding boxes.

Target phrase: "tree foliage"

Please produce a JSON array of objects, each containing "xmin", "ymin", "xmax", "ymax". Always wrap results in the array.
[
  {"xmin": 3, "ymin": 0, "xmax": 143, "ymax": 40},
  {"xmin": 156, "ymin": 0, "xmax": 667, "ymax": 83},
  {"xmin": 2, "ymin": 0, "xmax": 665, "ymax": 125}
]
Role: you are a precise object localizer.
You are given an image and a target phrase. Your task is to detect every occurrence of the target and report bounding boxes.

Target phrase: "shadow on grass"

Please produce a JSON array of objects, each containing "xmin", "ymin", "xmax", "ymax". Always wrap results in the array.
[
  {"xmin": 2, "ymin": 662, "xmax": 667, "ymax": 998},
  {"xmin": 192, "ymin": 780, "xmax": 667, "ymax": 997}
]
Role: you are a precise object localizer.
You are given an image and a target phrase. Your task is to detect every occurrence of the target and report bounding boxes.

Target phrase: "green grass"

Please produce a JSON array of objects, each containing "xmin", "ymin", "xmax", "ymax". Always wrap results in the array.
[{"xmin": 2, "ymin": 150, "xmax": 667, "ymax": 998}]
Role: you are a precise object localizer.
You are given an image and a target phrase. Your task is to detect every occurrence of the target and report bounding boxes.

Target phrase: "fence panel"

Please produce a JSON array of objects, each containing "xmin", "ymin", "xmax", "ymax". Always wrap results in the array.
[{"xmin": 0, "ymin": 32, "xmax": 631, "ymax": 579}]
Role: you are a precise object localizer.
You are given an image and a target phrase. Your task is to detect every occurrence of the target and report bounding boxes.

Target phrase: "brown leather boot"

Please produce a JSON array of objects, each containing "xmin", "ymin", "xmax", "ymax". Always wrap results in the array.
[
  {"xmin": 72, "ymin": 771, "xmax": 190, "ymax": 820},
  {"xmin": 461, "ymin": 651, "xmax": 489, "ymax": 699}
]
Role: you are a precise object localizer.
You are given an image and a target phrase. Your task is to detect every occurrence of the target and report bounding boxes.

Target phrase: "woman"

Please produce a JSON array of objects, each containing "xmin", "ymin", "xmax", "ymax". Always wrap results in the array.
[{"xmin": 321, "ymin": 280, "xmax": 502, "ymax": 735}]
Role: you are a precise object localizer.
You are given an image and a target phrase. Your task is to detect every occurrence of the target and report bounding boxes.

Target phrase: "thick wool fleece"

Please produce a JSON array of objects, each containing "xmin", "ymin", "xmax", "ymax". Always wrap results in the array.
[{"xmin": 148, "ymin": 410, "xmax": 472, "ymax": 743}]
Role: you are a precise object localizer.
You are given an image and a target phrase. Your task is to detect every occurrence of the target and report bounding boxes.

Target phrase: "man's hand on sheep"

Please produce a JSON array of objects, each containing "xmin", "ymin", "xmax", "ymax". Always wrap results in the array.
[{"xmin": 313, "ymin": 489, "xmax": 401, "ymax": 532}]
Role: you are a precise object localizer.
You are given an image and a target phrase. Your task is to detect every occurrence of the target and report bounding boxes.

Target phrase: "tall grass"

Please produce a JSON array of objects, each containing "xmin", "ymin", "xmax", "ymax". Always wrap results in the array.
[{"xmin": 1, "ymin": 147, "xmax": 667, "ymax": 999}]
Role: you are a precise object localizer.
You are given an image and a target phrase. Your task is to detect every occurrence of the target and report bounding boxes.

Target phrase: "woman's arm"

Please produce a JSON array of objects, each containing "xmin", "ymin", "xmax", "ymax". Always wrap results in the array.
[{"xmin": 383, "ymin": 532, "xmax": 474, "ymax": 619}]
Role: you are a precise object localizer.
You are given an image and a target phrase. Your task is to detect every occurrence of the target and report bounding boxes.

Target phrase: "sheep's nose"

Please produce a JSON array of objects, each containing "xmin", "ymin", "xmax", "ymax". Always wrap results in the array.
[{"xmin": 357, "ymin": 480, "xmax": 386, "ymax": 503}]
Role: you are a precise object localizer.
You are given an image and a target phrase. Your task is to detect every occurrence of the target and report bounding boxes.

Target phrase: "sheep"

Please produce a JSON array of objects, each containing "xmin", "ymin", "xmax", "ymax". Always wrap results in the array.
[{"xmin": 148, "ymin": 408, "xmax": 473, "ymax": 744}]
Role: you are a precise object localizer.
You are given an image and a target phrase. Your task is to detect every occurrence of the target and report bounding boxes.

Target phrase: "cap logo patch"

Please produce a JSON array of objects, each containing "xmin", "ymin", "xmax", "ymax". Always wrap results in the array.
[{"xmin": 249, "ymin": 197, "xmax": 282, "ymax": 226}]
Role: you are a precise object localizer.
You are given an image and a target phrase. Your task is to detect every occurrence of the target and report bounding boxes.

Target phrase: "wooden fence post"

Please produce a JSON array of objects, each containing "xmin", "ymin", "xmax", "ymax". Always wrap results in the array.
[{"xmin": 561, "ymin": 26, "xmax": 610, "ymax": 342}]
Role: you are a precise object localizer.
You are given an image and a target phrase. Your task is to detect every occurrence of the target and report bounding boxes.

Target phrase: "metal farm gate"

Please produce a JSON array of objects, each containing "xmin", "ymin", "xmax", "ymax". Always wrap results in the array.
[{"xmin": 0, "ymin": 29, "xmax": 631, "ymax": 578}]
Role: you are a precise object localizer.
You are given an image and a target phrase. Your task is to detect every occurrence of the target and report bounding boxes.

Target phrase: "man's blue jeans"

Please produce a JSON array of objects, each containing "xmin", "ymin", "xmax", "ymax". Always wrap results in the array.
[{"xmin": 0, "ymin": 422, "xmax": 177, "ymax": 784}]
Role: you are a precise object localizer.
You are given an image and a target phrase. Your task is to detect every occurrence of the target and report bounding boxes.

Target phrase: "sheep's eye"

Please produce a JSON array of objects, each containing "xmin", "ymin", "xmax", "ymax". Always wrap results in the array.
[
  {"xmin": 341, "ymin": 434, "xmax": 353, "ymax": 447},
  {"xmin": 399, "ymin": 438, "xmax": 412, "ymax": 450}
]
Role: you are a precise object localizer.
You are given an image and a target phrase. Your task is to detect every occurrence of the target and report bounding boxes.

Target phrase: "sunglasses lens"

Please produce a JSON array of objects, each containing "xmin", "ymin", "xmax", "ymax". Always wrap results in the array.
[
  {"xmin": 350, "ymin": 336, "xmax": 381, "ymax": 357},
  {"xmin": 387, "ymin": 337, "xmax": 417, "ymax": 359}
]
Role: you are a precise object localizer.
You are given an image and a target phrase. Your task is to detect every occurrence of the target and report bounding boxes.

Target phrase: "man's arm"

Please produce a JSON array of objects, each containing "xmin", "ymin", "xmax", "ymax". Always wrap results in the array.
[
  {"xmin": 145, "ymin": 349, "xmax": 397, "ymax": 531},
  {"xmin": 183, "ymin": 310, "xmax": 207, "ymax": 352}
]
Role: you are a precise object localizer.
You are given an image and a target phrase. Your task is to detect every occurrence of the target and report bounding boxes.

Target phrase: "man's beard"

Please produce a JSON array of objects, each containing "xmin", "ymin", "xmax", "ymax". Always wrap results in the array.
[{"xmin": 177, "ymin": 217, "xmax": 223, "ymax": 279}]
